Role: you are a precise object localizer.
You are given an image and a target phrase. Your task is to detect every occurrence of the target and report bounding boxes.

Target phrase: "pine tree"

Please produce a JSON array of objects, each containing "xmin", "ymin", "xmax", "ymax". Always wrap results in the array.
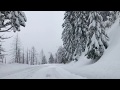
[
  {"xmin": 62, "ymin": 11, "xmax": 117, "ymax": 62},
  {"xmin": 54, "ymin": 53, "xmax": 58, "ymax": 63},
  {"xmin": 0, "ymin": 11, "xmax": 27, "ymax": 32},
  {"xmin": 39, "ymin": 49, "xmax": 44, "ymax": 64},
  {"xmin": 62, "ymin": 11, "xmax": 77, "ymax": 62},
  {"xmin": 40, "ymin": 50, "xmax": 47, "ymax": 64},
  {"xmin": 62, "ymin": 11, "xmax": 89, "ymax": 62},
  {"xmin": 0, "ymin": 11, "xmax": 27, "ymax": 63},
  {"xmin": 49, "ymin": 53, "xmax": 54, "ymax": 64},
  {"xmin": 103, "ymin": 11, "xmax": 118, "ymax": 28},
  {"xmin": 41, "ymin": 55, "xmax": 47, "ymax": 64},
  {"xmin": 72, "ymin": 11, "xmax": 90, "ymax": 61},
  {"xmin": 56, "ymin": 46, "xmax": 67, "ymax": 64},
  {"xmin": 86, "ymin": 11, "xmax": 109, "ymax": 61},
  {"xmin": 30, "ymin": 46, "xmax": 37, "ymax": 65}
]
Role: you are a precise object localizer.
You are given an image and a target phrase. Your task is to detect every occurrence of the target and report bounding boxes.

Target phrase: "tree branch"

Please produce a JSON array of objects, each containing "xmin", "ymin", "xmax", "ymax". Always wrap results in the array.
[
  {"xmin": 0, "ymin": 35, "xmax": 13, "ymax": 40},
  {"xmin": 0, "ymin": 26, "xmax": 13, "ymax": 32}
]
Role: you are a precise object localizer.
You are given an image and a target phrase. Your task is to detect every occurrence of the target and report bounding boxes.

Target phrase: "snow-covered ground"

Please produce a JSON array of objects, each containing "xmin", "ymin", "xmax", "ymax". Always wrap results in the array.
[
  {"xmin": 0, "ymin": 19, "xmax": 120, "ymax": 79},
  {"xmin": 0, "ymin": 63, "xmax": 86, "ymax": 79}
]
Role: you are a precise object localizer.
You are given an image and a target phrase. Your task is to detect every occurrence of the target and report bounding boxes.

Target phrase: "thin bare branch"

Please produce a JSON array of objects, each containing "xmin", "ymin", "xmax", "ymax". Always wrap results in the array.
[{"xmin": 0, "ymin": 26, "xmax": 13, "ymax": 32}]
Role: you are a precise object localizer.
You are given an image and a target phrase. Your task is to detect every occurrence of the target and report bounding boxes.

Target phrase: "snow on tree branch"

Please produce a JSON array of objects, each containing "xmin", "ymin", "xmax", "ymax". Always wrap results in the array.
[{"xmin": 0, "ymin": 11, "xmax": 27, "ymax": 32}]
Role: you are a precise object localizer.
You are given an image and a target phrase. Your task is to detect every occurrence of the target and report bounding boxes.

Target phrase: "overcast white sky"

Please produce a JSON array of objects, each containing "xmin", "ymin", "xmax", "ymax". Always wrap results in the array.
[{"xmin": 3, "ymin": 11, "xmax": 65, "ymax": 62}]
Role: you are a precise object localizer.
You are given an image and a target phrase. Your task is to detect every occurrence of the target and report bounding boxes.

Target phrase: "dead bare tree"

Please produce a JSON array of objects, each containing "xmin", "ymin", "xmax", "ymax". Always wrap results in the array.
[{"xmin": 11, "ymin": 34, "xmax": 22, "ymax": 63}]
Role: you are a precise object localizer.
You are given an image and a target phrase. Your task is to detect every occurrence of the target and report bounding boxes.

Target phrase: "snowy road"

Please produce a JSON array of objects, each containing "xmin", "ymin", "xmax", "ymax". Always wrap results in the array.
[{"xmin": 0, "ymin": 64, "xmax": 86, "ymax": 79}]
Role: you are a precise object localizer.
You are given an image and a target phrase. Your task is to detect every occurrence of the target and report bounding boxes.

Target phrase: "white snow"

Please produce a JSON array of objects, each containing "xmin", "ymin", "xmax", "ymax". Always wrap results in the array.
[
  {"xmin": 29, "ymin": 64, "xmax": 86, "ymax": 79},
  {"xmin": 62, "ymin": 19, "xmax": 120, "ymax": 79},
  {"xmin": 0, "ymin": 18, "xmax": 120, "ymax": 79},
  {"xmin": 0, "ymin": 63, "xmax": 86, "ymax": 79}
]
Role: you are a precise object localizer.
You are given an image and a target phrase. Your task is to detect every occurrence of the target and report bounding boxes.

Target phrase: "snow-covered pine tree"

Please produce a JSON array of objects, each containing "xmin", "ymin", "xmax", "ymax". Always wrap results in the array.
[
  {"xmin": 56, "ymin": 46, "xmax": 67, "ymax": 64},
  {"xmin": 31, "ymin": 46, "xmax": 37, "ymax": 65},
  {"xmin": 41, "ymin": 55, "xmax": 47, "ymax": 64},
  {"xmin": 86, "ymin": 11, "xmax": 109, "ymax": 61},
  {"xmin": 0, "ymin": 11, "xmax": 27, "ymax": 32},
  {"xmin": 62, "ymin": 11, "xmax": 89, "ymax": 62},
  {"xmin": 102, "ymin": 11, "xmax": 118, "ymax": 28},
  {"xmin": 62, "ymin": 11, "xmax": 118, "ymax": 62},
  {"xmin": 40, "ymin": 49, "xmax": 44, "ymax": 64},
  {"xmin": 109, "ymin": 11, "xmax": 117, "ymax": 24},
  {"xmin": 54, "ymin": 53, "xmax": 58, "ymax": 63},
  {"xmin": 49, "ymin": 53, "xmax": 54, "ymax": 64},
  {"xmin": 72, "ymin": 11, "xmax": 90, "ymax": 61},
  {"xmin": 40, "ymin": 50, "xmax": 47, "ymax": 64},
  {"xmin": 62, "ymin": 11, "xmax": 76, "ymax": 62}
]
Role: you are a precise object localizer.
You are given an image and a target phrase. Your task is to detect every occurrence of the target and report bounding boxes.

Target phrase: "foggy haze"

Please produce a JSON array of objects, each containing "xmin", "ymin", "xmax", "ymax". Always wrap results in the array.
[{"xmin": 3, "ymin": 11, "xmax": 65, "ymax": 62}]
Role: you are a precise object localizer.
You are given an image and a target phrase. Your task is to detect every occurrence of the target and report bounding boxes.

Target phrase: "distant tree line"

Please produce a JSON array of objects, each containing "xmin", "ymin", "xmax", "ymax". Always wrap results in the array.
[{"xmin": 10, "ymin": 34, "xmax": 62, "ymax": 65}]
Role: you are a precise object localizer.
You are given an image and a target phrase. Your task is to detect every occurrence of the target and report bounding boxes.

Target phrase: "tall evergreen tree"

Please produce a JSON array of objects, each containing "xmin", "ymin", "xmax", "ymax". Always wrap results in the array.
[
  {"xmin": 62, "ymin": 11, "xmax": 118, "ymax": 62},
  {"xmin": 49, "ymin": 53, "xmax": 54, "ymax": 64},
  {"xmin": 86, "ymin": 11, "xmax": 109, "ymax": 61},
  {"xmin": 72, "ymin": 11, "xmax": 90, "ymax": 61},
  {"xmin": 56, "ymin": 46, "xmax": 67, "ymax": 64},
  {"xmin": 31, "ymin": 46, "xmax": 37, "ymax": 65},
  {"xmin": 54, "ymin": 53, "xmax": 58, "ymax": 63},
  {"xmin": 39, "ymin": 49, "xmax": 44, "ymax": 64},
  {"xmin": 41, "ymin": 55, "xmax": 47, "ymax": 64},
  {"xmin": 62, "ymin": 11, "xmax": 89, "ymax": 62}
]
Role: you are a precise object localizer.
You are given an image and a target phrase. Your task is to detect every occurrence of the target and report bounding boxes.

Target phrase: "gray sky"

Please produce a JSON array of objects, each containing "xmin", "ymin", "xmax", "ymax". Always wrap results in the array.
[{"xmin": 3, "ymin": 11, "xmax": 65, "ymax": 62}]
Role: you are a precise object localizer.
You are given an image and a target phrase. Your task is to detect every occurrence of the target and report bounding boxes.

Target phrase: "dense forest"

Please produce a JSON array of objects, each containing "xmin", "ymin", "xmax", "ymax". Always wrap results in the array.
[{"xmin": 62, "ymin": 11, "xmax": 119, "ymax": 62}]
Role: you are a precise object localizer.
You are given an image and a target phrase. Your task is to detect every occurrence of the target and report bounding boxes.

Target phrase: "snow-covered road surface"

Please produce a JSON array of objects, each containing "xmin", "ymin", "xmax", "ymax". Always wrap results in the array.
[{"xmin": 0, "ymin": 64, "xmax": 87, "ymax": 79}]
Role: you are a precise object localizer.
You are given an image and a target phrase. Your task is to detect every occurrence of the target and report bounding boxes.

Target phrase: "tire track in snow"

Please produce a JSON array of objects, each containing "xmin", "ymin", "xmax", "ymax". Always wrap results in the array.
[
  {"xmin": 0, "ymin": 64, "xmax": 87, "ymax": 79},
  {"xmin": 29, "ymin": 66, "xmax": 87, "ymax": 79},
  {"xmin": 0, "ymin": 66, "xmax": 41, "ymax": 79},
  {"xmin": 54, "ymin": 67, "xmax": 87, "ymax": 79},
  {"xmin": 23, "ymin": 66, "xmax": 42, "ymax": 79}
]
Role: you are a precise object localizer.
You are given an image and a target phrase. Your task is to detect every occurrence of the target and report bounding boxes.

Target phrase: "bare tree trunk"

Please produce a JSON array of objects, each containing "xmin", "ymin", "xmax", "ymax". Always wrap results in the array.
[
  {"xmin": 29, "ymin": 50, "xmax": 31, "ymax": 65},
  {"xmin": 5, "ymin": 58, "xmax": 6, "ymax": 64},
  {"xmin": 23, "ymin": 49, "xmax": 25, "ymax": 64},
  {"xmin": 12, "ymin": 34, "xmax": 22, "ymax": 64},
  {"xmin": 26, "ymin": 49, "xmax": 29, "ymax": 64},
  {"xmin": 31, "ymin": 50, "xmax": 33, "ymax": 65}
]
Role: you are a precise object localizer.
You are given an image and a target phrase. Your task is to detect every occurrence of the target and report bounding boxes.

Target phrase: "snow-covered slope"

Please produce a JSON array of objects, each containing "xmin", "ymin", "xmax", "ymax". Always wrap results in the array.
[{"xmin": 63, "ymin": 19, "xmax": 120, "ymax": 79}]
